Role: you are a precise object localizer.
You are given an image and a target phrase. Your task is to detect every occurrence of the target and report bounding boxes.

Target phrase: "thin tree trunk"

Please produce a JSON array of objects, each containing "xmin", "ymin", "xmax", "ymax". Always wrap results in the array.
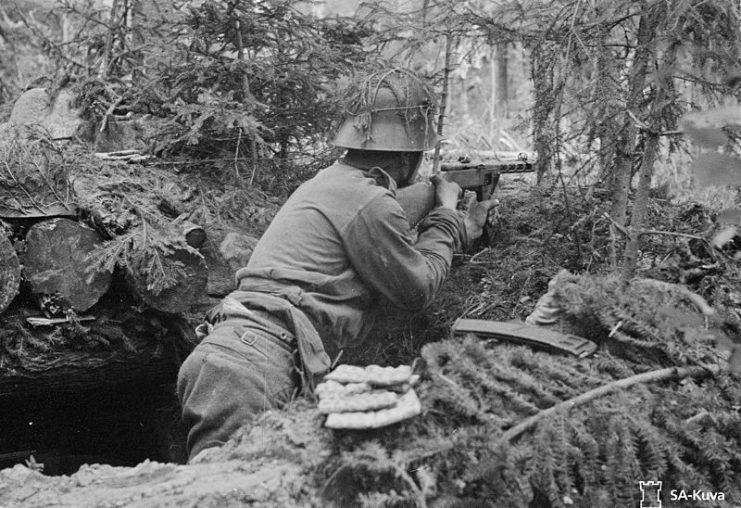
[
  {"xmin": 621, "ymin": 43, "xmax": 676, "ymax": 282},
  {"xmin": 432, "ymin": 34, "xmax": 452, "ymax": 174},
  {"xmin": 530, "ymin": 44, "xmax": 555, "ymax": 183},
  {"xmin": 99, "ymin": 0, "xmax": 120, "ymax": 79},
  {"xmin": 594, "ymin": 25, "xmax": 616, "ymax": 177},
  {"xmin": 233, "ymin": 10, "xmax": 259, "ymax": 182},
  {"xmin": 609, "ymin": 10, "xmax": 655, "ymax": 227},
  {"xmin": 61, "ymin": 12, "xmax": 72, "ymax": 59},
  {"xmin": 621, "ymin": 132, "xmax": 658, "ymax": 282},
  {"xmin": 458, "ymin": 76, "xmax": 468, "ymax": 121},
  {"xmin": 488, "ymin": 45, "xmax": 496, "ymax": 140},
  {"xmin": 495, "ymin": 42, "xmax": 508, "ymax": 119}
]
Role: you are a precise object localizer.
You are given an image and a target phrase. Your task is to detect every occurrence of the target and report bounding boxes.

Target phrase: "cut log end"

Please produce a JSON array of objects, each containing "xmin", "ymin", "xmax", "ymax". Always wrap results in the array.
[
  {"xmin": 22, "ymin": 218, "xmax": 112, "ymax": 313},
  {"xmin": 128, "ymin": 246, "xmax": 208, "ymax": 314},
  {"xmin": 0, "ymin": 233, "xmax": 21, "ymax": 313},
  {"xmin": 183, "ymin": 222, "xmax": 206, "ymax": 248}
]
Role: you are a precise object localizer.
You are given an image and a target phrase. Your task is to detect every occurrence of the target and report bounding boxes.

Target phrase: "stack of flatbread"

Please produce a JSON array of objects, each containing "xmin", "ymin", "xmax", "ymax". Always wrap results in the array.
[{"xmin": 316, "ymin": 364, "xmax": 422, "ymax": 429}]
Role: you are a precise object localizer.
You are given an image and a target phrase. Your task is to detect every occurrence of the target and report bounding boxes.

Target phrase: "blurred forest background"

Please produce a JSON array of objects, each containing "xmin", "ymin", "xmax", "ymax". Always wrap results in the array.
[
  {"xmin": 3, "ymin": 0, "xmax": 740, "ymax": 279},
  {"xmin": 2, "ymin": 0, "xmax": 737, "ymax": 191}
]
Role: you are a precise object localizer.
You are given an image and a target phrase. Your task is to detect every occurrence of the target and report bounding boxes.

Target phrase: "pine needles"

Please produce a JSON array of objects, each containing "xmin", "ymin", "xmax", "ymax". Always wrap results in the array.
[
  {"xmin": 86, "ymin": 216, "xmax": 194, "ymax": 295},
  {"xmin": 0, "ymin": 131, "xmax": 74, "ymax": 216}
]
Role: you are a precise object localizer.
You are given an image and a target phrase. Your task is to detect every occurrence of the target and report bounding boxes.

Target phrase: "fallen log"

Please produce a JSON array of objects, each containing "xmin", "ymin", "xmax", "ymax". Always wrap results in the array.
[
  {"xmin": 182, "ymin": 221, "xmax": 206, "ymax": 248},
  {"xmin": 21, "ymin": 218, "xmax": 112, "ymax": 313},
  {"xmin": 127, "ymin": 245, "xmax": 208, "ymax": 314},
  {"xmin": 0, "ymin": 232, "xmax": 21, "ymax": 314},
  {"xmin": 0, "ymin": 302, "xmax": 195, "ymax": 397}
]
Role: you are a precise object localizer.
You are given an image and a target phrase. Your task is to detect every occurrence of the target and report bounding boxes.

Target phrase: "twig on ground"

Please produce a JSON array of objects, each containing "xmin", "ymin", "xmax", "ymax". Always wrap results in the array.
[
  {"xmin": 99, "ymin": 94, "xmax": 126, "ymax": 134},
  {"xmin": 638, "ymin": 229, "xmax": 705, "ymax": 241},
  {"xmin": 602, "ymin": 212, "xmax": 628, "ymax": 236},
  {"xmin": 495, "ymin": 365, "xmax": 714, "ymax": 447},
  {"xmin": 3, "ymin": 161, "xmax": 46, "ymax": 213},
  {"xmin": 469, "ymin": 247, "xmax": 492, "ymax": 263},
  {"xmin": 602, "ymin": 213, "xmax": 705, "ymax": 242},
  {"xmin": 234, "ymin": 127, "xmax": 242, "ymax": 178}
]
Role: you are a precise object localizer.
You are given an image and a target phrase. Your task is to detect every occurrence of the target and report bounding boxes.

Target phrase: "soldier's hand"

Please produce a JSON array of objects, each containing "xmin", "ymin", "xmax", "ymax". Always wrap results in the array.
[
  {"xmin": 430, "ymin": 174, "xmax": 461, "ymax": 210},
  {"xmin": 463, "ymin": 193, "xmax": 499, "ymax": 241}
]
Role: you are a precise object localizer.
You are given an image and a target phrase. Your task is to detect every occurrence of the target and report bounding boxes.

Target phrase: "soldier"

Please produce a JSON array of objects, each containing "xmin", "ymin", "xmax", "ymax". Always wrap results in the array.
[{"xmin": 177, "ymin": 68, "xmax": 496, "ymax": 460}]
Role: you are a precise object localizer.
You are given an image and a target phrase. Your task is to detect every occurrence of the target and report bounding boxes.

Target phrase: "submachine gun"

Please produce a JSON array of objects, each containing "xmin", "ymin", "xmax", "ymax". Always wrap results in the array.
[
  {"xmin": 396, "ymin": 155, "xmax": 600, "ymax": 359},
  {"xmin": 396, "ymin": 156, "xmax": 535, "ymax": 226}
]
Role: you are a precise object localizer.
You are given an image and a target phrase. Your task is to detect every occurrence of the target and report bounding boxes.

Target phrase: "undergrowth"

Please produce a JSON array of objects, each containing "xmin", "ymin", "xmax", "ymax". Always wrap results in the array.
[
  {"xmin": 318, "ymin": 186, "xmax": 741, "ymax": 507},
  {"xmin": 322, "ymin": 275, "xmax": 741, "ymax": 506}
]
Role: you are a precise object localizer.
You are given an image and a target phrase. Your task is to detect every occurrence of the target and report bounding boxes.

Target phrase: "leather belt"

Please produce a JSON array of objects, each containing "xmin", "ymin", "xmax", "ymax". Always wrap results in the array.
[
  {"xmin": 201, "ymin": 297, "xmax": 296, "ymax": 347},
  {"xmin": 248, "ymin": 309, "xmax": 296, "ymax": 345}
]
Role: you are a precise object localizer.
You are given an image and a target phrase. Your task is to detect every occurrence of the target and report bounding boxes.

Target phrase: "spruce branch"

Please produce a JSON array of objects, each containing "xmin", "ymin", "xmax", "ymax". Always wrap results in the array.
[
  {"xmin": 496, "ymin": 365, "xmax": 715, "ymax": 447},
  {"xmin": 3, "ymin": 161, "xmax": 45, "ymax": 214}
]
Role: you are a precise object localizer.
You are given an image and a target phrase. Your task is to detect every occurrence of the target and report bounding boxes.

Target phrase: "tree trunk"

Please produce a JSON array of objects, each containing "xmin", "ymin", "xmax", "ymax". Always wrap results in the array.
[
  {"xmin": 621, "ymin": 131, "xmax": 658, "ymax": 282},
  {"xmin": 0, "ymin": 231, "xmax": 20, "ymax": 314},
  {"xmin": 99, "ymin": 0, "xmax": 121, "ymax": 79},
  {"xmin": 609, "ymin": 10, "xmax": 656, "ymax": 227},
  {"xmin": 22, "ymin": 218, "xmax": 112, "ymax": 313},
  {"xmin": 594, "ymin": 25, "xmax": 618, "ymax": 178},
  {"xmin": 489, "ymin": 46, "xmax": 496, "ymax": 137},
  {"xmin": 530, "ymin": 44, "xmax": 556, "ymax": 182},
  {"xmin": 495, "ymin": 42, "xmax": 509, "ymax": 119},
  {"xmin": 432, "ymin": 34, "xmax": 453, "ymax": 174},
  {"xmin": 621, "ymin": 42, "xmax": 676, "ymax": 282},
  {"xmin": 0, "ymin": 304, "xmax": 193, "ymax": 397},
  {"xmin": 458, "ymin": 76, "xmax": 468, "ymax": 121}
]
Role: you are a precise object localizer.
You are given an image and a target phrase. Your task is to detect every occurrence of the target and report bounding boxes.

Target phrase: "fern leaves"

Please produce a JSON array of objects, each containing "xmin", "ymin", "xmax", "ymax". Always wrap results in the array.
[
  {"xmin": 323, "ymin": 274, "xmax": 741, "ymax": 506},
  {"xmin": 86, "ymin": 217, "xmax": 197, "ymax": 295}
]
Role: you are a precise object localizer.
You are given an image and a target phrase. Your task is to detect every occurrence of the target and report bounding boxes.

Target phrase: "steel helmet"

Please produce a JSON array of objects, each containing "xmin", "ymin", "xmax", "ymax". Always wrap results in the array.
[{"xmin": 331, "ymin": 69, "xmax": 442, "ymax": 152}]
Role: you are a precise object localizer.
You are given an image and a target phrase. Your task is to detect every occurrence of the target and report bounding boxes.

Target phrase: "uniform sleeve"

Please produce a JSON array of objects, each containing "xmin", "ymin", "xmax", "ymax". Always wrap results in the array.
[{"xmin": 342, "ymin": 192, "xmax": 466, "ymax": 312}]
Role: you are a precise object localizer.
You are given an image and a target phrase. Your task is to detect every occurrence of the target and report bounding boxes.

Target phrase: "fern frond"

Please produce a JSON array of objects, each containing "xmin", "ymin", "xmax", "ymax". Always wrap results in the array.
[
  {"xmin": 86, "ymin": 217, "xmax": 197, "ymax": 295},
  {"xmin": 630, "ymin": 417, "xmax": 668, "ymax": 478}
]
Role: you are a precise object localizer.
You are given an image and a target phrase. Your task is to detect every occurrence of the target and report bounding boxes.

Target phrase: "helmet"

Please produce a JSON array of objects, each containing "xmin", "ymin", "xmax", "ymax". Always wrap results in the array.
[{"xmin": 331, "ymin": 69, "xmax": 441, "ymax": 152}]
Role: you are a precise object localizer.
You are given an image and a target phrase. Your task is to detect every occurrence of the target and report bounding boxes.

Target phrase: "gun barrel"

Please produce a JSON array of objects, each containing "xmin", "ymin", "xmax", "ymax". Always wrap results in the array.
[{"xmin": 440, "ymin": 160, "xmax": 533, "ymax": 173}]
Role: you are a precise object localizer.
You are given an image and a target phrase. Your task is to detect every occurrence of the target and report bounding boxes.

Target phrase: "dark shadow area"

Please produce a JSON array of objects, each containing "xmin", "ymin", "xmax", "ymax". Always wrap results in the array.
[{"xmin": 0, "ymin": 380, "xmax": 187, "ymax": 475}]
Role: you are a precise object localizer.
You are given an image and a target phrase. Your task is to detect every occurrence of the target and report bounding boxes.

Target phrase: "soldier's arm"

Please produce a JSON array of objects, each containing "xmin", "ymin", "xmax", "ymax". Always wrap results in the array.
[{"xmin": 342, "ymin": 192, "xmax": 465, "ymax": 312}]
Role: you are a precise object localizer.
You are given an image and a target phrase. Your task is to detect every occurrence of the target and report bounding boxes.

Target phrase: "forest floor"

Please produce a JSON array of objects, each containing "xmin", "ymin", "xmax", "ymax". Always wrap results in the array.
[{"xmin": 1, "ymin": 169, "xmax": 740, "ymax": 507}]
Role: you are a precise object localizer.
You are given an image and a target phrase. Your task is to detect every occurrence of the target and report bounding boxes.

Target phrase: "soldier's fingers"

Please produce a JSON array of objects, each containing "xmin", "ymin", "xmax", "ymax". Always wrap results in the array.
[
  {"xmin": 482, "ymin": 199, "xmax": 499, "ymax": 211},
  {"xmin": 462, "ymin": 191, "xmax": 477, "ymax": 208}
]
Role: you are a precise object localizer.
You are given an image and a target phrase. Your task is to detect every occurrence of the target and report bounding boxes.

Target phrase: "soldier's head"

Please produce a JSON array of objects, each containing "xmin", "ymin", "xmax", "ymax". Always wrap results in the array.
[{"xmin": 331, "ymin": 68, "xmax": 440, "ymax": 186}]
